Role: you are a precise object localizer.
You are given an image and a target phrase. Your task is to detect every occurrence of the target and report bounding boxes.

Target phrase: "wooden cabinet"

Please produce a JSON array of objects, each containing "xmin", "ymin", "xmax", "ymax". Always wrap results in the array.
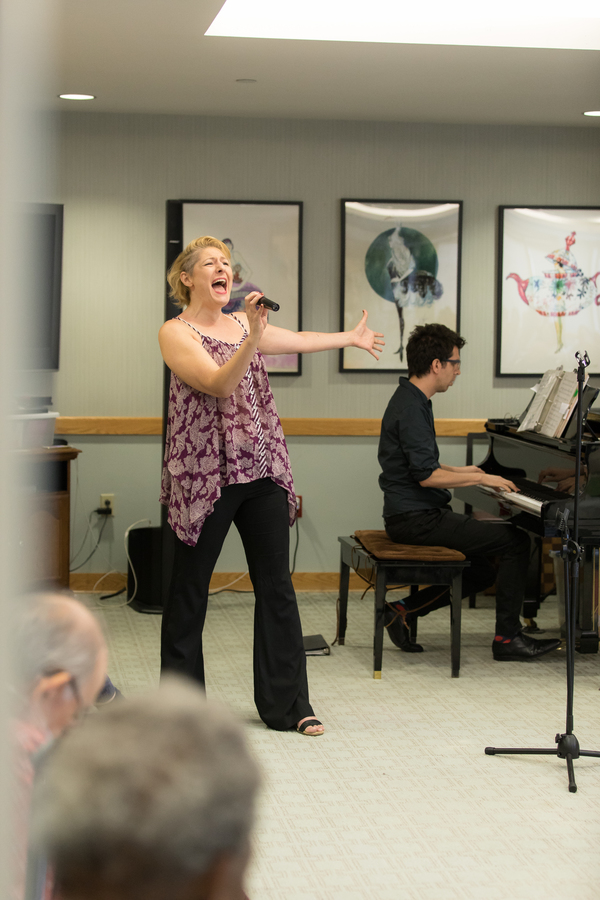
[{"xmin": 17, "ymin": 446, "xmax": 81, "ymax": 589}]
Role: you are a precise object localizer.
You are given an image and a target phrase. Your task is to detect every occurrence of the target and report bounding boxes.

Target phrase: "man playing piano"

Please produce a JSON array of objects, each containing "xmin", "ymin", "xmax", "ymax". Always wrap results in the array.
[{"xmin": 378, "ymin": 323, "xmax": 561, "ymax": 661}]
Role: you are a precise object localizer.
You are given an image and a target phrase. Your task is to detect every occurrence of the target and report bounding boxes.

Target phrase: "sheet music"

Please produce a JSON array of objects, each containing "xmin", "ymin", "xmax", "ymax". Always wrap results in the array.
[
  {"xmin": 517, "ymin": 367, "xmax": 587, "ymax": 438},
  {"xmin": 554, "ymin": 374, "xmax": 590, "ymax": 438},
  {"xmin": 518, "ymin": 369, "xmax": 561, "ymax": 433},
  {"xmin": 540, "ymin": 371, "xmax": 578, "ymax": 437}
]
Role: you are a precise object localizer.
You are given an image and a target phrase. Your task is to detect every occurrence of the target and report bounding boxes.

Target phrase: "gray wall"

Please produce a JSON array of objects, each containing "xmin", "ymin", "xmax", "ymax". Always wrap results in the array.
[{"xmin": 53, "ymin": 113, "xmax": 600, "ymax": 573}]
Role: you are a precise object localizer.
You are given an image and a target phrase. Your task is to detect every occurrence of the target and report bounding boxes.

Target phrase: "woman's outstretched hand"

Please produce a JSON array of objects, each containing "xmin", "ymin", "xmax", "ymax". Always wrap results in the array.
[{"xmin": 351, "ymin": 310, "xmax": 385, "ymax": 360}]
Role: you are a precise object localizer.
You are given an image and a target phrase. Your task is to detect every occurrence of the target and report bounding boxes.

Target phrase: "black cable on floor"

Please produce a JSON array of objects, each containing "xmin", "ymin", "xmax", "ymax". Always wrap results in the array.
[
  {"xmin": 70, "ymin": 515, "xmax": 108, "ymax": 572},
  {"xmin": 100, "ymin": 587, "xmax": 126, "ymax": 600}
]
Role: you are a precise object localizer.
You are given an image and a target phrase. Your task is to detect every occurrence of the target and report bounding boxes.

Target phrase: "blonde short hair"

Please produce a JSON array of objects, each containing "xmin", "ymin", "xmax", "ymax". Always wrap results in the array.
[{"xmin": 167, "ymin": 236, "xmax": 231, "ymax": 309}]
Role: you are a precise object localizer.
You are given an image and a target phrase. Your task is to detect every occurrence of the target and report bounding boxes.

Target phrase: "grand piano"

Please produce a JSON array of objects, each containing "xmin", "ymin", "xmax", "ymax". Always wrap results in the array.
[{"xmin": 455, "ymin": 407, "xmax": 600, "ymax": 653}]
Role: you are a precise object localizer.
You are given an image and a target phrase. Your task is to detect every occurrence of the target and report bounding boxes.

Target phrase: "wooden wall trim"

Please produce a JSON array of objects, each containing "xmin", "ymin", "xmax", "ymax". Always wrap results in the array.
[
  {"xmin": 434, "ymin": 419, "xmax": 487, "ymax": 437},
  {"xmin": 70, "ymin": 571, "xmax": 370, "ymax": 593},
  {"xmin": 57, "ymin": 416, "xmax": 487, "ymax": 437},
  {"xmin": 57, "ymin": 417, "xmax": 162, "ymax": 435}
]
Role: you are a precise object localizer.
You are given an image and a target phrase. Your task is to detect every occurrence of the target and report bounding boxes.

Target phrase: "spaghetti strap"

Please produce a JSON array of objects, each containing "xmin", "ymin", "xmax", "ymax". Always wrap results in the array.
[
  {"xmin": 175, "ymin": 316, "xmax": 203, "ymax": 338},
  {"xmin": 174, "ymin": 314, "xmax": 246, "ymax": 345},
  {"xmin": 230, "ymin": 314, "xmax": 248, "ymax": 336}
]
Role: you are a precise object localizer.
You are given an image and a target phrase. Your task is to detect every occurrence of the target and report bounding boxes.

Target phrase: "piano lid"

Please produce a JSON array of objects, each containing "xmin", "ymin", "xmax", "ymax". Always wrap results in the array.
[
  {"xmin": 485, "ymin": 417, "xmax": 598, "ymax": 454},
  {"xmin": 485, "ymin": 378, "xmax": 599, "ymax": 448}
]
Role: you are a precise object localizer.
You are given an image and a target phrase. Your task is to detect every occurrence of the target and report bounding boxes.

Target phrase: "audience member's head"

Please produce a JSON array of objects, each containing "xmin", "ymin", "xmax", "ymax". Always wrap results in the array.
[
  {"xmin": 14, "ymin": 593, "xmax": 107, "ymax": 735},
  {"xmin": 406, "ymin": 323, "xmax": 466, "ymax": 379},
  {"xmin": 35, "ymin": 676, "xmax": 261, "ymax": 900}
]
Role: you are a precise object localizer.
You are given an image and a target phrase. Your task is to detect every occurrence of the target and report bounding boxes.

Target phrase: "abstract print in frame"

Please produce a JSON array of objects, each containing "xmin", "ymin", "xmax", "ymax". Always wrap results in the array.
[
  {"xmin": 340, "ymin": 199, "xmax": 462, "ymax": 372},
  {"xmin": 497, "ymin": 206, "xmax": 600, "ymax": 377},
  {"xmin": 169, "ymin": 200, "xmax": 302, "ymax": 375}
]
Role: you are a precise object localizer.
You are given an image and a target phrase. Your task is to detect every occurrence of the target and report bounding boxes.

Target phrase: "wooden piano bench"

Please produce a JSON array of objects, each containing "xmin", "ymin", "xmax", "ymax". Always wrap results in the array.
[{"xmin": 337, "ymin": 532, "xmax": 470, "ymax": 679}]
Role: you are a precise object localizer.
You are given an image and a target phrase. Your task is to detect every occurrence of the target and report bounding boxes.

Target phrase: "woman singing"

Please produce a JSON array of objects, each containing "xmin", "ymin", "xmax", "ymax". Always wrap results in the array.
[{"xmin": 159, "ymin": 237, "xmax": 384, "ymax": 736}]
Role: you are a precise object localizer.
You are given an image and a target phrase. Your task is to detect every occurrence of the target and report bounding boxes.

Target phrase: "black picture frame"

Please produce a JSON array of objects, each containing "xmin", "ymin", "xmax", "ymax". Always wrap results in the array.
[
  {"xmin": 165, "ymin": 199, "xmax": 303, "ymax": 376},
  {"xmin": 496, "ymin": 205, "xmax": 600, "ymax": 377},
  {"xmin": 22, "ymin": 203, "xmax": 64, "ymax": 371},
  {"xmin": 340, "ymin": 199, "xmax": 463, "ymax": 373}
]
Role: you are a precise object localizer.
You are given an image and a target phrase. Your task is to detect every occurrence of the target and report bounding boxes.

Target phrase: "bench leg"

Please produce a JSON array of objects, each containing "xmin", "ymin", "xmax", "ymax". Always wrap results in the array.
[
  {"xmin": 409, "ymin": 585, "xmax": 419, "ymax": 642},
  {"xmin": 338, "ymin": 553, "xmax": 350, "ymax": 645},
  {"xmin": 451, "ymin": 573, "xmax": 462, "ymax": 678},
  {"xmin": 373, "ymin": 568, "xmax": 386, "ymax": 679}
]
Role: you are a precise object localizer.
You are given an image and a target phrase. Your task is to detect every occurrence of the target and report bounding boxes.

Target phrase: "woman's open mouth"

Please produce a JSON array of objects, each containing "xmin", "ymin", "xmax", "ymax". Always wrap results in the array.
[{"xmin": 212, "ymin": 278, "xmax": 228, "ymax": 294}]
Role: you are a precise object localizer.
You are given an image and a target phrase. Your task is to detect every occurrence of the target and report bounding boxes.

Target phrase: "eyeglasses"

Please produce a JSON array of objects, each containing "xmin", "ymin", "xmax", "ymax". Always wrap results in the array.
[{"xmin": 444, "ymin": 358, "xmax": 461, "ymax": 369}]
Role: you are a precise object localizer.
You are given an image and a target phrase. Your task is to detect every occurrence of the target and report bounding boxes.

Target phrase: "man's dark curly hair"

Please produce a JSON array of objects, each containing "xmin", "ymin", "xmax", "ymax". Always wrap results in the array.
[{"xmin": 406, "ymin": 323, "xmax": 466, "ymax": 378}]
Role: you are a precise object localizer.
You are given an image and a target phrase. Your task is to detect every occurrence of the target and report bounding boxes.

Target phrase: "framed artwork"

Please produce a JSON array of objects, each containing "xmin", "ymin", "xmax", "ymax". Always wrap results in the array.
[
  {"xmin": 497, "ymin": 206, "xmax": 600, "ymax": 377},
  {"xmin": 340, "ymin": 199, "xmax": 462, "ymax": 372},
  {"xmin": 165, "ymin": 200, "xmax": 302, "ymax": 375}
]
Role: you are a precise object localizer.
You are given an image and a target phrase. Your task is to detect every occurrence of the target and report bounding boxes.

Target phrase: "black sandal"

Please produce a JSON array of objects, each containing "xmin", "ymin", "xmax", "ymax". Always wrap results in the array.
[{"xmin": 296, "ymin": 718, "xmax": 324, "ymax": 736}]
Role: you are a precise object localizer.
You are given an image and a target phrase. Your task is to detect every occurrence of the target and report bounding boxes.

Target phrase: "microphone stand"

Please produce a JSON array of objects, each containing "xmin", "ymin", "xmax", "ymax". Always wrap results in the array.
[{"xmin": 485, "ymin": 351, "xmax": 600, "ymax": 792}]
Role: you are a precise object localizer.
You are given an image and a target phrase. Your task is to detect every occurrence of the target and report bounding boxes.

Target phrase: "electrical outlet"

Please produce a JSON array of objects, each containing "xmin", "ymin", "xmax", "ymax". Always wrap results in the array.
[
  {"xmin": 296, "ymin": 495, "xmax": 302, "ymax": 518},
  {"xmin": 100, "ymin": 493, "xmax": 115, "ymax": 516}
]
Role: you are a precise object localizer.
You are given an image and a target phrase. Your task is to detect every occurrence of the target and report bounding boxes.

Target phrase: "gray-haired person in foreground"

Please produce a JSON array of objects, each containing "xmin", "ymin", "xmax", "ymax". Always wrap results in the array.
[
  {"xmin": 12, "ymin": 593, "xmax": 108, "ymax": 900},
  {"xmin": 33, "ymin": 676, "xmax": 261, "ymax": 900}
]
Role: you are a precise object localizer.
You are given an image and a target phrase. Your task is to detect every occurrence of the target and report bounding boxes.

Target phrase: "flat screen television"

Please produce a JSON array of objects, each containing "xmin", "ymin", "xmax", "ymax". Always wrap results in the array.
[{"xmin": 22, "ymin": 203, "xmax": 64, "ymax": 371}]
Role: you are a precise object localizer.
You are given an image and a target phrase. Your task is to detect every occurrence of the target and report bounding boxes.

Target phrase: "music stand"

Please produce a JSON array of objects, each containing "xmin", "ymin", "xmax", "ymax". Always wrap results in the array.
[{"xmin": 484, "ymin": 351, "xmax": 600, "ymax": 793}]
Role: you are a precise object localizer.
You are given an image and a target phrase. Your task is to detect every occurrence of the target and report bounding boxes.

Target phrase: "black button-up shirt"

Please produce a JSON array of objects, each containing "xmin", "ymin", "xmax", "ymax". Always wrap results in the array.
[{"xmin": 378, "ymin": 378, "xmax": 451, "ymax": 517}]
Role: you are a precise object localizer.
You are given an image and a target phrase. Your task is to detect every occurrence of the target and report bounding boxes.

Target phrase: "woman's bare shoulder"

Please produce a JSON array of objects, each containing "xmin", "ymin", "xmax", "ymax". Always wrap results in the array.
[{"xmin": 159, "ymin": 316, "xmax": 185, "ymax": 336}]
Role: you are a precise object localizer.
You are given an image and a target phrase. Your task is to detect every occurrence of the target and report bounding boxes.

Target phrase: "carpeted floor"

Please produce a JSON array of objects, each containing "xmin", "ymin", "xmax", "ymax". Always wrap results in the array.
[{"xmin": 83, "ymin": 588, "xmax": 600, "ymax": 900}]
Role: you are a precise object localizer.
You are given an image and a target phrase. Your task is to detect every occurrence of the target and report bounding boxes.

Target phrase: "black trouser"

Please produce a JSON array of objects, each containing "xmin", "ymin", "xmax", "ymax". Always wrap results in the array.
[
  {"xmin": 385, "ymin": 506, "xmax": 531, "ymax": 637},
  {"xmin": 161, "ymin": 478, "xmax": 313, "ymax": 731}
]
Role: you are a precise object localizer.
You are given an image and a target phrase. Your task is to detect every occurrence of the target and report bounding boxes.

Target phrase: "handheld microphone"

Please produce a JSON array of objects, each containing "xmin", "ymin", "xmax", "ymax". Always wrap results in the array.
[{"xmin": 257, "ymin": 296, "xmax": 280, "ymax": 312}]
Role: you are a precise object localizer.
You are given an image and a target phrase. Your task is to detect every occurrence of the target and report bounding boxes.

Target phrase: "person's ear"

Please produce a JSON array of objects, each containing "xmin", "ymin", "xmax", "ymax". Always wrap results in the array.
[
  {"xmin": 180, "ymin": 271, "xmax": 193, "ymax": 289},
  {"xmin": 32, "ymin": 671, "xmax": 72, "ymax": 703}
]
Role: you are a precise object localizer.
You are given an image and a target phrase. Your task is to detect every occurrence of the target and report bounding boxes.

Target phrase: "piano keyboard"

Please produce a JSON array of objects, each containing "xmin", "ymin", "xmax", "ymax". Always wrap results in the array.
[
  {"xmin": 511, "ymin": 477, "xmax": 572, "ymax": 503},
  {"xmin": 478, "ymin": 485, "xmax": 543, "ymax": 515},
  {"xmin": 478, "ymin": 478, "xmax": 572, "ymax": 517}
]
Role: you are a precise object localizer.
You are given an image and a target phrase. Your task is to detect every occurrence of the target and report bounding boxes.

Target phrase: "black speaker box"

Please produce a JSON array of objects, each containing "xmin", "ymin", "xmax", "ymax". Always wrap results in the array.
[{"xmin": 127, "ymin": 526, "xmax": 164, "ymax": 614}]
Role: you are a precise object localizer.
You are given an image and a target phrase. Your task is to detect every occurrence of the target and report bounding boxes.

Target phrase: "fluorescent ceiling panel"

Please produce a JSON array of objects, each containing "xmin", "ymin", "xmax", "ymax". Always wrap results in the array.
[{"xmin": 206, "ymin": 0, "xmax": 600, "ymax": 50}]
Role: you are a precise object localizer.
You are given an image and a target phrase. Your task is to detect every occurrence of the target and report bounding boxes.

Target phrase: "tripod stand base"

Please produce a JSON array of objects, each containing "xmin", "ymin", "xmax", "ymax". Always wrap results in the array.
[{"xmin": 485, "ymin": 733, "xmax": 600, "ymax": 793}]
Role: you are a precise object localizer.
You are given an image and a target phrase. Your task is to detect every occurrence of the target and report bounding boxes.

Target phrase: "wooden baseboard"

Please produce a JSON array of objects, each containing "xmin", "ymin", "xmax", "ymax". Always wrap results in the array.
[
  {"xmin": 70, "ymin": 572, "xmax": 128, "ymax": 592},
  {"xmin": 209, "ymin": 572, "xmax": 368, "ymax": 591},
  {"xmin": 70, "ymin": 571, "xmax": 368, "ymax": 593}
]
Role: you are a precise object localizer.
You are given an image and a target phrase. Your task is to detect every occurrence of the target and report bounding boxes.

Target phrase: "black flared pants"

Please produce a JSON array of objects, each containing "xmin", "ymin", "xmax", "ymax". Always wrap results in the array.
[{"xmin": 161, "ymin": 478, "xmax": 313, "ymax": 731}]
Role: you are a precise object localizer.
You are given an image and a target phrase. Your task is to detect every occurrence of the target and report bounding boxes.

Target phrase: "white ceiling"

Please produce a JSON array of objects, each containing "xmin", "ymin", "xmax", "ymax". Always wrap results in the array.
[{"xmin": 55, "ymin": 0, "xmax": 600, "ymax": 127}]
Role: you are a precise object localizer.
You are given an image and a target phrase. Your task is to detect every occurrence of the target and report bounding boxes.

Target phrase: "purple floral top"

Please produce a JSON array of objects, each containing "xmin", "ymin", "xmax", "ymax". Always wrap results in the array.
[{"xmin": 160, "ymin": 315, "xmax": 296, "ymax": 546}]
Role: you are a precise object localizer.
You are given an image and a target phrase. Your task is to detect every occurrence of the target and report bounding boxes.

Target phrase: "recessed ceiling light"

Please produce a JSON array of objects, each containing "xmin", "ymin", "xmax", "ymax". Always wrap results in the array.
[
  {"xmin": 583, "ymin": 110, "xmax": 600, "ymax": 116},
  {"xmin": 58, "ymin": 94, "xmax": 96, "ymax": 101},
  {"xmin": 235, "ymin": 78, "xmax": 257, "ymax": 83},
  {"xmin": 207, "ymin": 0, "xmax": 600, "ymax": 50}
]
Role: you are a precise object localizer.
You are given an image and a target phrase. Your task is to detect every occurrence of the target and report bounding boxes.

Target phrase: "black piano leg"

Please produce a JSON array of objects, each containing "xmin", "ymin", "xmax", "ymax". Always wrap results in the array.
[{"xmin": 522, "ymin": 536, "xmax": 543, "ymax": 623}]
